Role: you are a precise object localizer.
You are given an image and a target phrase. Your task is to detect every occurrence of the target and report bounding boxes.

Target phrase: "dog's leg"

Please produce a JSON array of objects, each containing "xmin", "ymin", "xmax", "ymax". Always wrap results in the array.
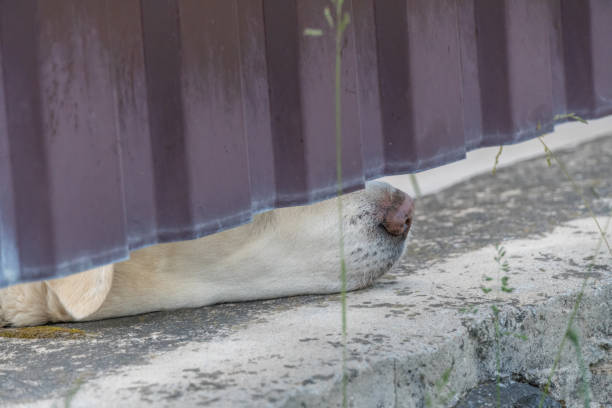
[
  {"xmin": 0, "ymin": 281, "xmax": 72, "ymax": 327},
  {"xmin": 0, "ymin": 265, "xmax": 113, "ymax": 327}
]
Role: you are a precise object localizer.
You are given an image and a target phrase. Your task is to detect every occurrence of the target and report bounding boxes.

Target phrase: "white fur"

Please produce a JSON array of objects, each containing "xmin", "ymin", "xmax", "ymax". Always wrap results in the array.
[{"xmin": 0, "ymin": 182, "xmax": 410, "ymax": 326}]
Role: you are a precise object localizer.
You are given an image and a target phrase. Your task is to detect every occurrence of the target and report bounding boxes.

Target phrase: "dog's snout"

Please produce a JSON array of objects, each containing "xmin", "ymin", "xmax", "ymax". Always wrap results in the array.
[{"xmin": 380, "ymin": 189, "xmax": 414, "ymax": 238}]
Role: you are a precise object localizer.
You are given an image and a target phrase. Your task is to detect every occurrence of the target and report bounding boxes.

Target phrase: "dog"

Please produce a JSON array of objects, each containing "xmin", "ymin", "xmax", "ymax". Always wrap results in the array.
[{"xmin": 0, "ymin": 181, "xmax": 413, "ymax": 327}]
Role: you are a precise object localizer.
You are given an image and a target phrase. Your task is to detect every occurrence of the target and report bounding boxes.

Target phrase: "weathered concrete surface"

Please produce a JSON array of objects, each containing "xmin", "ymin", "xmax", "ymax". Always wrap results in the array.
[{"xmin": 1, "ymin": 135, "xmax": 611, "ymax": 408}]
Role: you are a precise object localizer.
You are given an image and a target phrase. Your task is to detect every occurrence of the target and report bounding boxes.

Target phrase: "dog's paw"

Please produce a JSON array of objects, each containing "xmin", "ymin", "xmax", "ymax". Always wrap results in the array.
[{"xmin": 0, "ymin": 283, "xmax": 58, "ymax": 327}]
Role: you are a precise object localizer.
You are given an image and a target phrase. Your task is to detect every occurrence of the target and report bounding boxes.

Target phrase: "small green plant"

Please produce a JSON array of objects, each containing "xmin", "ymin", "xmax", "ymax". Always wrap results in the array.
[
  {"xmin": 537, "ymin": 214, "xmax": 610, "ymax": 408},
  {"xmin": 458, "ymin": 306, "xmax": 478, "ymax": 314},
  {"xmin": 425, "ymin": 365, "xmax": 456, "ymax": 408},
  {"xmin": 536, "ymin": 134, "xmax": 611, "ymax": 256},
  {"xmin": 566, "ymin": 327, "xmax": 591, "ymax": 408},
  {"xmin": 491, "ymin": 304, "xmax": 502, "ymax": 407},
  {"xmin": 303, "ymin": 28, "xmax": 323, "ymax": 37},
  {"xmin": 492, "ymin": 113, "xmax": 609, "ymax": 408},
  {"xmin": 410, "ymin": 174, "xmax": 422, "ymax": 198},
  {"xmin": 495, "ymin": 247, "xmax": 513, "ymax": 294},
  {"xmin": 50, "ymin": 376, "xmax": 85, "ymax": 408},
  {"xmin": 305, "ymin": 1, "xmax": 351, "ymax": 406},
  {"xmin": 491, "ymin": 246, "xmax": 509, "ymax": 406},
  {"xmin": 493, "ymin": 114, "xmax": 610, "ymax": 257},
  {"xmin": 492, "ymin": 146, "xmax": 504, "ymax": 175},
  {"xmin": 481, "ymin": 245, "xmax": 526, "ymax": 408},
  {"xmin": 553, "ymin": 113, "xmax": 588, "ymax": 124},
  {"xmin": 64, "ymin": 377, "xmax": 84, "ymax": 408}
]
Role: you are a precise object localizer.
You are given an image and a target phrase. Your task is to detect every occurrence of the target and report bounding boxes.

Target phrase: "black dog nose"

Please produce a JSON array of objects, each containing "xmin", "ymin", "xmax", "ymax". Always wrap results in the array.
[{"xmin": 381, "ymin": 190, "xmax": 414, "ymax": 238}]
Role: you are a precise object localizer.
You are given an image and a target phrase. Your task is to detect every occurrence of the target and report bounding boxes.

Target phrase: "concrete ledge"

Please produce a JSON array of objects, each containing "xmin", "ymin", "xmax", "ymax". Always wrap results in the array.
[{"xmin": 1, "ymin": 136, "xmax": 611, "ymax": 407}]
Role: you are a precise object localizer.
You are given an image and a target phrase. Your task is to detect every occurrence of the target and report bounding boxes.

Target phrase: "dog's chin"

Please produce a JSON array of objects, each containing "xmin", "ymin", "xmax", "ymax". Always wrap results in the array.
[{"xmin": 342, "ymin": 223, "xmax": 410, "ymax": 290}]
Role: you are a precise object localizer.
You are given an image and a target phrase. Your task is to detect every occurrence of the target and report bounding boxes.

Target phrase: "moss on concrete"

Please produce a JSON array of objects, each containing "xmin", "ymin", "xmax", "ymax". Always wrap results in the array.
[{"xmin": 0, "ymin": 326, "xmax": 89, "ymax": 340}]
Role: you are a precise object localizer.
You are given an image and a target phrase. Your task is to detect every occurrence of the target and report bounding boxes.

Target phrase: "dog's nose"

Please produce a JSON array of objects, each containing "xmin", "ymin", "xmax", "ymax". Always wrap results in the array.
[{"xmin": 381, "ymin": 189, "xmax": 414, "ymax": 238}]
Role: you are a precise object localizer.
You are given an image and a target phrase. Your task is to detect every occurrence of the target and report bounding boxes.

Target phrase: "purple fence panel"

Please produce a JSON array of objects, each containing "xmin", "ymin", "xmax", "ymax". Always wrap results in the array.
[
  {"xmin": 236, "ymin": 0, "xmax": 277, "ymax": 211},
  {"xmin": 105, "ymin": 0, "xmax": 157, "ymax": 250},
  {"xmin": 0, "ymin": 0, "xmax": 611, "ymax": 286},
  {"xmin": 591, "ymin": 1, "xmax": 612, "ymax": 117}
]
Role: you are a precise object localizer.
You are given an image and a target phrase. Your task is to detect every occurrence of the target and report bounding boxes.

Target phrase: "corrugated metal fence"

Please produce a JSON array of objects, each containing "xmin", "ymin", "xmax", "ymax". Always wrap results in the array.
[{"xmin": 1, "ymin": 0, "xmax": 611, "ymax": 286}]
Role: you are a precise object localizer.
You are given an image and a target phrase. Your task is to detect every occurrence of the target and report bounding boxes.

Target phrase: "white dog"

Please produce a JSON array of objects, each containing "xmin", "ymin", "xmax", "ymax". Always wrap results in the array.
[{"xmin": 0, "ymin": 181, "xmax": 413, "ymax": 327}]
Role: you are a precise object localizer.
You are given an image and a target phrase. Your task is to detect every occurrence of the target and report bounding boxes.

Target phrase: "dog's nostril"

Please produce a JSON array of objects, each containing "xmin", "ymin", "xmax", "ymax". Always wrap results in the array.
[{"xmin": 380, "ymin": 190, "xmax": 414, "ymax": 237}]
